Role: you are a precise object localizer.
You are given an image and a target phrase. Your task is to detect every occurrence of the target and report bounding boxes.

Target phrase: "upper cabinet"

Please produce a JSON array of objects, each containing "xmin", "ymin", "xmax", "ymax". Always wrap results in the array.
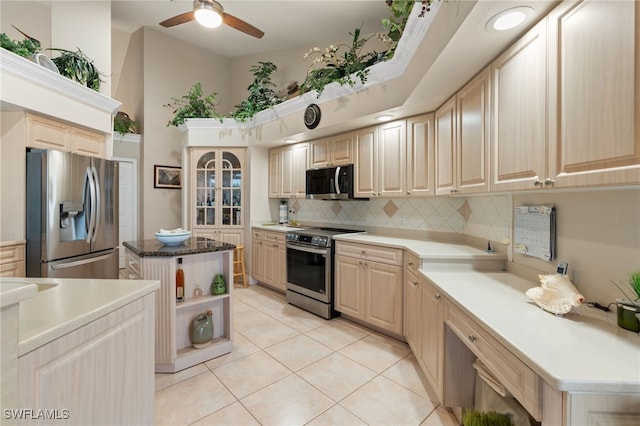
[
  {"xmin": 547, "ymin": 0, "xmax": 640, "ymax": 188},
  {"xmin": 26, "ymin": 113, "xmax": 106, "ymax": 158},
  {"xmin": 189, "ymin": 147, "xmax": 245, "ymax": 246},
  {"xmin": 269, "ymin": 143, "xmax": 308, "ymax": 198},
  {"xmin": 354, "ymin": 119, "xmax": 421, "ymax": 198},
  {"xmin": 436, "ymin": 67, "xmax": 490, "ymax": 195},
  {"xmin": 309, "ymin": 132, "xmax": 353, "ymax": 168},
  {"xmin": 407, "ymin": 114, "xmax": 435, "ymax": 197},
  {"xmin": 492, "ymin": 0, "xmax": 639, "ymax": 191}
]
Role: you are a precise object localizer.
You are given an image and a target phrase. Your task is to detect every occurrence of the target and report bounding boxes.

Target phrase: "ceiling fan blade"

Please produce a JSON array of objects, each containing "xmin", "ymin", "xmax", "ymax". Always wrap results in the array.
[
  {"xmin": 160, "ymin": 11, "xmax": 195, "ymax": 28},
  {"xmin": 222, "ymin": 13, "xmax": 264, "ymax": 39}
]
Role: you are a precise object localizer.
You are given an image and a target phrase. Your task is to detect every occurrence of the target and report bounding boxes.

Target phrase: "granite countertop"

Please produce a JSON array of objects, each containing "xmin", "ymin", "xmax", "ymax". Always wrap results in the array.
[
  {"xmin": 251, "ymin": 224, "xmax": 310, "ymax": 232},
  {"xmin": 1, "ymin": 277, "xmax": 160, "ymax": 357},
  {"xmin": 423, "ymin": 270, "xmax": 640, "ymax": 394},
  {"xmin": 123, "ymin": 237, "xmax": 235, "ymax": 257}
]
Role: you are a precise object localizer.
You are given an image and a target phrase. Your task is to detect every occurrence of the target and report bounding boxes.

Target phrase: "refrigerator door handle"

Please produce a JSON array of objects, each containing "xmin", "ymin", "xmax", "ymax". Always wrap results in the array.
[
  {"xmin": 50, "ymin": 252, "xmax": 114, "ymax": 270},
  {"xmin": 84, "ymin": 166, "xmax": 97, "ymax": 243},
  {"xmin": 91, "ymin": 165, "xmax": 101, "ymax": 242}
]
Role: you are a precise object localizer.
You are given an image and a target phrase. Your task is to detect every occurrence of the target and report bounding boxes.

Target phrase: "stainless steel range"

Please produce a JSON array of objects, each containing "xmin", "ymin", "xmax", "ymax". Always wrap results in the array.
[{"xmin": 285, "ymin": 227, "xmax": 363, "ymax": 319}]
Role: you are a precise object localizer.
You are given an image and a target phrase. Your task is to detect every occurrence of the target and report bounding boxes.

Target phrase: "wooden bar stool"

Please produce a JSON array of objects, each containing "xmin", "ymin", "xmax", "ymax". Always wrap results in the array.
[{"xmin": 233, "ymin": 245, "xmax": 247, "ymax": 288}]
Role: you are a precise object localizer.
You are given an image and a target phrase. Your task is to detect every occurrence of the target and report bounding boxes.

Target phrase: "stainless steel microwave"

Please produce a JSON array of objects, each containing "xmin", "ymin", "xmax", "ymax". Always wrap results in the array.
[{"xmin": 306, "ymin": 164, "xmax": 363, "ymax": 200}]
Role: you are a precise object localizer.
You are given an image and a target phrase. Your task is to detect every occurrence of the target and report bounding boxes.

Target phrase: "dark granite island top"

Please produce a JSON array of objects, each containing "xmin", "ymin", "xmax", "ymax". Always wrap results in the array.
[{"xmin": 123, "ymin": 237, "xmax": 235, "ymax": 257}]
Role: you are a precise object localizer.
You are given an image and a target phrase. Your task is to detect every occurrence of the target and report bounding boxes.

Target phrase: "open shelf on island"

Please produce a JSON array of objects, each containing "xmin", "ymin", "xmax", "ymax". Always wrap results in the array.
[{"xmin": 176, "ymin": 293, "xmax": 229, "ymax": 311}]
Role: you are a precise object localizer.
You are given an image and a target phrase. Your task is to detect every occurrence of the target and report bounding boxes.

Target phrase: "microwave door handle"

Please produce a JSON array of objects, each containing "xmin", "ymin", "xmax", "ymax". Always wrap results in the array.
[{"xmin": 334, "ymin": 166, "xmax": 341, "ymax": 195}]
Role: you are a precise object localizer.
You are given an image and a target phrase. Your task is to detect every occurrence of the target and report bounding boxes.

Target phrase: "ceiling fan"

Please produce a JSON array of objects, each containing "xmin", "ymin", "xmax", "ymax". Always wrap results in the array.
[{"xmin": 159, "ymin": 0, "xmax": 264, "ymax": 39}]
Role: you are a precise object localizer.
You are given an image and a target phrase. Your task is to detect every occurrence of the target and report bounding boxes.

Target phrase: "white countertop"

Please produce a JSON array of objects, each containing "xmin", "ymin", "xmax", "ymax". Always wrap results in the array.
[
  {"xmin": 423, "ymin": 271, "xmax": 640, "ymax": 394},
  {"xmin": 1, "ymin": 281, "xmax": 37, "ymax": 308},
  {"xmin": 333, "ymin": 233, "xmax": 506, "ymax": 261},
  {"xmin": 1, "ymin": 277, "xmax": 160, "ymax": 357},
  {"xmin": 252, "ymin": 224, "xmax": 309, "ymax": 232}
]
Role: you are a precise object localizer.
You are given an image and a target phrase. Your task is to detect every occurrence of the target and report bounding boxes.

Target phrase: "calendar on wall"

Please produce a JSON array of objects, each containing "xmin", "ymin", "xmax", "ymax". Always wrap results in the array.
[{"xmin": 514, "ymin": 205, "xmax": 556, "ymax": 261}]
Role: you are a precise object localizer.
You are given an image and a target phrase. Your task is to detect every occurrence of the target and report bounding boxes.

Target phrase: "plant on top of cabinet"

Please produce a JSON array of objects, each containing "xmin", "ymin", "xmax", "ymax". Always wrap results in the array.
[
  {"xmin": 300, "ymin": 27, "xmax": 392, "ymax": 97},
  {"xmin": 114, "ymin": 112, "xmax": 139, "ymax": 135},
  {"xmin": 165, "ymin": 82, "xmax": 223, "ymax": 127},
  {"xmin": 230, "ymin": 61, "xmax": 285, "ymax": 122},
  {"xmin": 0, "ymin": 32, "xmax": 40, "ymax": 57},
  {"xmin": 383, "ymin": 0, "xmax": 435, "ymax": 42},
  {"xmin": 48, "ymin": 48, "xmax": 103, "ymax": 91}
]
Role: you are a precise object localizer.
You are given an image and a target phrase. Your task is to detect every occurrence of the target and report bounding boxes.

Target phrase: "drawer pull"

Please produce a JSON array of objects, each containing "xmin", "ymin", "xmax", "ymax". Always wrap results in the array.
[{"xmin": 468, "ymin": 334, "xmax": 477, "ymax": 343}]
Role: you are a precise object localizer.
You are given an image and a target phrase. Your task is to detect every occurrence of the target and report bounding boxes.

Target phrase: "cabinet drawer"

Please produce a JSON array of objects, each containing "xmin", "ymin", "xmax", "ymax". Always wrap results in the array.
[
  {"xmin": 126, "ymin": 251, "xmax": 142, "ymax": 279},
  {"xmin": 264, "ymin": 231, "xmax": 285, "ymax": 244},
  {"xmin": 336, "ymin": 242, "xmax": 403, "ymax": 266},
  {"xmin": 406, "ymin": 251, "xmax": 421, "ymax": 275},
  {"xmin": 0, "ymin": 261, "xmax": 25, "ymax": 277},
  {"xmin": 445, "ymin": 301, "xmax": 542, "ymax": 420},
  {"xmin": 252, "ymin": 230, "xmax": 264, "ymax": 240},
  {"xmin": 0, "ymin": 243, "xmax": 25, "ymax": 264}
]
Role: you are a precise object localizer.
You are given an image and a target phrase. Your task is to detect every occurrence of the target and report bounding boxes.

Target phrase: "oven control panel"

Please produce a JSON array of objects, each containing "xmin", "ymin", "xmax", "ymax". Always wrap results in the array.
[{"xmin": 285, "ymin": 232, "xmax": 329, "ymax": 247}]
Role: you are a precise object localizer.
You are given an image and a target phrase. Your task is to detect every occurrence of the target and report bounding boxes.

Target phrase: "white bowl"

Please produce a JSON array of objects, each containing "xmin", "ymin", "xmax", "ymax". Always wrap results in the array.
[{"xmin": 155, "ymin": 231, "xmax": 191, "ymax": 246}]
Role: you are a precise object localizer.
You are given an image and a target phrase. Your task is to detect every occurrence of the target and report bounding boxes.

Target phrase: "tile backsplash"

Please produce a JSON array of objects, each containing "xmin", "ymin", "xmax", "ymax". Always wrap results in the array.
[{"xmin": 287, "ymin": 195, "xmax": 512, "ymax": 242}]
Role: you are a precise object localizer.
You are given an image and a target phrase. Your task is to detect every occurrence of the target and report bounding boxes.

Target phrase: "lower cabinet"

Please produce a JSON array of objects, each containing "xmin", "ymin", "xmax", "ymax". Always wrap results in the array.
[
  {"xmin": 251, "ymin": 229, "xmax": 286, "ymax": 292},
  {"xmin": 404, "ymin": 255, "xmax": 444, "ymax": 402},
  {"xmin": 0, "ymin": 242, "xmax": 25, "ymax": 277},
  {"xmin": 18, "ymin": 293, "xmax": 155, "ymax": 425},
  {"xmin": 335, "ymin": 241, "xmax": 403, "ymax": 335}
]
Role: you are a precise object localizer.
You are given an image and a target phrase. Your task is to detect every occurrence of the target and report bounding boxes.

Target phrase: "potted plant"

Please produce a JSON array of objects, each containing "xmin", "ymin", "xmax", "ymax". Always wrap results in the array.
[
  {"xmin": 114, "ymin": 112, "xmax": 139, "ymax": 136},
  {"xmin": 230, "ymin": 61, "xmax": 285, "ymax": 122},
  {"xmin": 0, "ymin": 32, "xmax": 40, "ymax": 58},
  {"xmin": 47, "ymin": 48, "xmax": 103, "ymax": 91},
  {"xmin": 612, "ymin": 270, "xmax": 640, "ymax": 332},
  {"xmin": 164, "ymin": 82, "xmax": 222, "ymax": 127},
  {"xmin": 462, "ymin": 409, "xmax": 513, "ymax": 426}
]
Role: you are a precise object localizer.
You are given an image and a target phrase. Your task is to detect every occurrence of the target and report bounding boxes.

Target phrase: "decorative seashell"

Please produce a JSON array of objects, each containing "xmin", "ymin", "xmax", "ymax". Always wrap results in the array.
[{"xmin": 525, "ymin": 274, "xmax": 585, "ymax": 315}]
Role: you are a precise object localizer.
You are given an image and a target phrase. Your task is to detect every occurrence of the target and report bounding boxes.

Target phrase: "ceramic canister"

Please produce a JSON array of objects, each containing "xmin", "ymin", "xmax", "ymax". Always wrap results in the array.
[{"xmin": 190, "ymin": 310, "xmax": 213, "ymax": 349}]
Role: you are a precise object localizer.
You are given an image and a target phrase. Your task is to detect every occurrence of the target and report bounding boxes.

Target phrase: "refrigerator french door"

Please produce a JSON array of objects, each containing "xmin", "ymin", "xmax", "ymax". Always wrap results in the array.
[{"xmin": 26, "ymin": 149, "xmax": 119, "ymax": 278}]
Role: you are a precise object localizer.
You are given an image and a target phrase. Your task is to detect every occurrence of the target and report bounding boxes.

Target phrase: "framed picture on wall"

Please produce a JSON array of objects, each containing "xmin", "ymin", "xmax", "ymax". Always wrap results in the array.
[{"xmin": 154, "ymin": 165, "xmax": 181, "ymax": 189}]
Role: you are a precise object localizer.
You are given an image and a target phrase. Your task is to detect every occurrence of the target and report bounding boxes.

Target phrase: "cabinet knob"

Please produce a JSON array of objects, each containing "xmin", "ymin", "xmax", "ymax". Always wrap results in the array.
[
  {"xmin": 408, "ymin": 261, "xmax": 414, "ymax": 266},
  {"xmin": 413, "ymin": 280, "xmax": 418, "ymax": 285},
  {"xmin": 407, "ymin": 191, "xmax": 411, "ymax": 195},
  {"xmin": 435, "ymin": 293, "xmax": 441, "ymax": 300},
  {"xmin": 533, "ymin": 179, "xmax": 544, "ymax": 187},
  {"xmin": 450, "ymin": 188, "xmax": 460, "ymax": 194},
  {"xmin": 544, "ymin": 178, "xmax": 555, "ymax": 187},
  {"xmin": 468, "ymin": 334, "xmax": 477, "ymax": 343}
]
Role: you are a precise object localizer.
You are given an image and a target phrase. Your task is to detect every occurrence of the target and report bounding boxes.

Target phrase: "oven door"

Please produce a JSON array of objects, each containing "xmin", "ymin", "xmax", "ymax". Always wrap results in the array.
[{"xmin": 286, "ymin": 243, "xmax": 331, "ymax": 303}]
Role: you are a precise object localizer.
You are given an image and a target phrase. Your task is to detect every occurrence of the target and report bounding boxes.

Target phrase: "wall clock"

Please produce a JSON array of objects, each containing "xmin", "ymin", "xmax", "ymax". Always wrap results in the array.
[{"xmin": 304, "ymin": 103, "xmax": 321, "ymax": 129}]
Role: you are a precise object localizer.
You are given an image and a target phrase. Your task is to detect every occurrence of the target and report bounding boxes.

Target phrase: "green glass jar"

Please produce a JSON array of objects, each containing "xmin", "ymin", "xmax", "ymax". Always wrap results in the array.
[{"xmin": 211, "ymin": 273, "xmax": 226, "ymax": 295}]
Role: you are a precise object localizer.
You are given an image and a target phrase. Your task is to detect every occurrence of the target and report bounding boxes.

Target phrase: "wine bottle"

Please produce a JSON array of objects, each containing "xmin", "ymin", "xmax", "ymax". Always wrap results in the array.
[{"xmin": 176, "ymin": 258, "xmax": 185, "ymax": 302}]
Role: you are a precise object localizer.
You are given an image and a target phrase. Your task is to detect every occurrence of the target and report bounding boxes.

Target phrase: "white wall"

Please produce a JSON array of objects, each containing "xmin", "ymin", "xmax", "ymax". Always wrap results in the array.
[
  {"xmin": 0, "ymin": 1, "xmax": 51, "ymax": 50},
  {"xmin": 139, "ymin": 28, "xmax": 232, "ymax": 238}
]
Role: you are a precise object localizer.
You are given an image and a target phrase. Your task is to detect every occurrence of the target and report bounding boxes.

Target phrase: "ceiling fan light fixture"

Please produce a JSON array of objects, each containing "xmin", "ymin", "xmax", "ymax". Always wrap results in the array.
[{"xmin": 194, "ymin": 0, "xmax": 223, "ymax": 28}]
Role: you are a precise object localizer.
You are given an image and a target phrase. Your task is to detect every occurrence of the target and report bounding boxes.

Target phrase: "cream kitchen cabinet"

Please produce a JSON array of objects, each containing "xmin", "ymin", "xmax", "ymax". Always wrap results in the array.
[
  {"xmin": 335, "ymin": 241, "xmax": 404, "ymax": 335},
  {"xmin": 18, "ymin": 290, "xmax": 156, "ymax": 425},
  {"xmin": 353, "ymin": 120, "xmax": 407, "ymax": 198},
  {"xmin": 25, "ymin": 113, "xmax": 105, "ymax": 157},
  {"xmin": 309, "ymin": 132, "xmax": 353, "ymax": 168},
  {"xmin": 491, "ymin": 18, "xmax": 548, "ymax": 191},
  {"xmin": 251, "ymin": 229, "xmax": 286, "ymax": 292},
  {"xmin": 269, "ymin": 143, "xmax": 308, "ymax": 198},
  {"xmin": 435, "ymin": 67, "xmax": 490, "ymax": 195},
  {"xmin": 0, "ymin": 241, "xmax": 25, "ymax": 277},
  {"xmin": 189, "ymin": 147, "xmax": 245, "ymax": 245},
  {"xmin": 404, "ymin": 252, "xmax": 444, "ymax": 402},
  {"xmin": 406, "ymin": 114, "xmax": 435, "ymax": 196},
  {"xmin": 546, "ymin": 0, "xmax": 640, "ymax": 188}
]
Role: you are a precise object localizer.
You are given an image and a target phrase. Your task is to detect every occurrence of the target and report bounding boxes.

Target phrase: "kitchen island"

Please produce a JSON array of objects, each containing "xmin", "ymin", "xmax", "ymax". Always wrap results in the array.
[
  {"xmin": 123, "ymin": 237, "xmax": 235, "ymax": 373},
  {"xmin": 1, "ymin": 277, "xmax": 159, "ymax": 425}
]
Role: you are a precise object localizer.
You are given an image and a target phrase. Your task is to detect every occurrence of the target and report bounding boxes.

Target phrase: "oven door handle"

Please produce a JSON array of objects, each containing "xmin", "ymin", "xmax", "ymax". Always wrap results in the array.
[{"xmin": 286, "ymin": 243, "xmax": 328, "ymax": 256}]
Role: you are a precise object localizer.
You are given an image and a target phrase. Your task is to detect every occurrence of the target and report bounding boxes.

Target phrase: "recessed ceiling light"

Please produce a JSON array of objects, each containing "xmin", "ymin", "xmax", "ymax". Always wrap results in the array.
[
  {"xmin": 487, "ymin": 7, "xmax": 533, "ymax": 32},
  {"xmin": 376, "ymin": 115, "xmax": 393, "ymax": 122}
]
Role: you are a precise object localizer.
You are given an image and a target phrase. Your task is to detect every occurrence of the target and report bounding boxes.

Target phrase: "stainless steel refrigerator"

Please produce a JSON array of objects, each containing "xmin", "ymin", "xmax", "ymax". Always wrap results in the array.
[{"xmin": 26, "ymin": 149, "xmax": 119, "ymax": 278}]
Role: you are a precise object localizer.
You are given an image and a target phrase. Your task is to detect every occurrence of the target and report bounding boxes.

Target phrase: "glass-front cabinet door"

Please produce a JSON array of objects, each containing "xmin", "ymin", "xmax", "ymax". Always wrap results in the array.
[{"xmin": 191, "ymin": 148, "xmax": 245, "ymax": 241}]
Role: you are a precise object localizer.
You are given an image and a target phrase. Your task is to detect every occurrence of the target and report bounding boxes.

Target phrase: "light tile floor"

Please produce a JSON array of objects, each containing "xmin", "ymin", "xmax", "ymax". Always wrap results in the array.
[{"xmin": 154, "ymin": 285, "xmax": 459, "ymax": 426}]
